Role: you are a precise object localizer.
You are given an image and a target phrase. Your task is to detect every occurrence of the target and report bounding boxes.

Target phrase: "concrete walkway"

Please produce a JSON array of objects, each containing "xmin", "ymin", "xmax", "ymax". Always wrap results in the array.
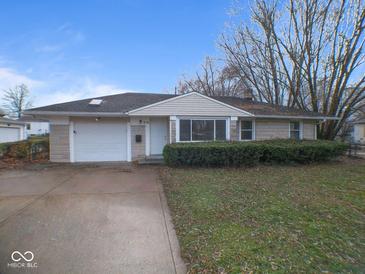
[{"xmin": 0, "ymin": 164, "xmax": 185, "ymax": 274}]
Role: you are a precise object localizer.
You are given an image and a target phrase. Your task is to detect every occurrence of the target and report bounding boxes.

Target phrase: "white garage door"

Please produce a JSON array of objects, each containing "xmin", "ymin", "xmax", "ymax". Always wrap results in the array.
[
  {"xmin": 0, "ymin": 127, "xmax": 20, "ymax": 143},
  {"xmin": 74, "ymin": 120, "xmax": 127, "ymax": 162}
]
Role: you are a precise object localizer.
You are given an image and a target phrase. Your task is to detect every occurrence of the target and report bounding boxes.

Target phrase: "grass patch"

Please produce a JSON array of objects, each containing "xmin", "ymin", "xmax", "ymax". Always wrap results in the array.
[{"xmin": 161, "ymin": 160, "xmax": 365, "ymax": 273}]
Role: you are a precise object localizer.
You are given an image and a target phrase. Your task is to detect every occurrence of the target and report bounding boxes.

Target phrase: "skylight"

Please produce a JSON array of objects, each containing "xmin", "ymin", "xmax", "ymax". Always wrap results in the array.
[{"xmin": 89, "ymin": 99, "xmax": 103, "ymax": 106}]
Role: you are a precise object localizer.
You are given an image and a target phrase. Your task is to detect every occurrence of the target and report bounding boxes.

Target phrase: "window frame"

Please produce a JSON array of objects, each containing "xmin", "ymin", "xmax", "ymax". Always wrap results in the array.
[
  {"xmin": 176, "ymin": 117, "xmax": 229, "ymax": 142},
  {"xmin": 289, "ymin": 121, "xmax": 303, "ymax": 140},
  {"xmin": 239, "ymin": 119, "xmax": 255, "ymax": 141}
]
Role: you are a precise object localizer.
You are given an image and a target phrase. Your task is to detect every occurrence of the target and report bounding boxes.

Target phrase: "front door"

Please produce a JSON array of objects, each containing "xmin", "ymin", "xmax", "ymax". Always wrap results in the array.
[{"xmin": 150, "ymin": 117, "xmax": 168, "ymax": 155}]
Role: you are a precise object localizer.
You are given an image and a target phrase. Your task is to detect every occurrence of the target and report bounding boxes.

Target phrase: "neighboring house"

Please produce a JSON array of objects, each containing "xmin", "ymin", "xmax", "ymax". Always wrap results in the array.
[
  {"xmin": 352, "ymin": 118, "xmax": 365, "ymax": 144},
  {"xmin": 17, "ymin": 116, "xmax": 50, "ymax": 136},
  {"xmin": 24, "ymin": 92, "xmax": 336, "ymax": 163},
  {"xmin": 0, "ymin": 117, "xmax": 28, "ymax": 143}
]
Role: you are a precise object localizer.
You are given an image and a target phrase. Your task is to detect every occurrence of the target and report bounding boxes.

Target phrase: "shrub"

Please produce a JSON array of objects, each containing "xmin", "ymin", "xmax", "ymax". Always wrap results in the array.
[
  {"xmin": 163, "ymin": 140, "xmax": 348, "ymax": 167},
  {"xmin": 7, "ymin": 141, "xmax": 30, "ymax": 159},
  {"xmin": 1, "ymin": 137, "xmax": 49, "ymax": 160},
  {"xmin": 0, "ymin": 143, "xmax": 10, "ymax": 158}
]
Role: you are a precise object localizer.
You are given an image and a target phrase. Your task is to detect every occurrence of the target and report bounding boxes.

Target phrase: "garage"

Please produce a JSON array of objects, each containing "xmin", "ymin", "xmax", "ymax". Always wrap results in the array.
[
  {"xmin": 0, "ymin": 127, "xmax": 21, "ymax": 143},
  {"xmin": 73, "ymin": 119, "xmax": 128, "ymax": 162}
]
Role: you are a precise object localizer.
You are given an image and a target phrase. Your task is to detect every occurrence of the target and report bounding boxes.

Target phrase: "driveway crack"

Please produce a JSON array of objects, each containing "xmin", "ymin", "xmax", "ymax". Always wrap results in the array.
[{"xmin": 0, "ymin": 171, "xmax": 78, "ymax": 227}]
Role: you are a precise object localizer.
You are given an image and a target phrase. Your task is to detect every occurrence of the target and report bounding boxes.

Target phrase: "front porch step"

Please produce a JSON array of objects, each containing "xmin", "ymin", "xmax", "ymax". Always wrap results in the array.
[{"xmin": 138, "ymin": 155, "xmax": 164, "ymax": 165}]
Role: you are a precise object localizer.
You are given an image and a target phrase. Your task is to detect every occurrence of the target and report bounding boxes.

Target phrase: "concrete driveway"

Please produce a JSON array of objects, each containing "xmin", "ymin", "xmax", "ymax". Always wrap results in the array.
[{"xmin": 0, "ymin": 164, "xmax": 185, "ymax": 274}]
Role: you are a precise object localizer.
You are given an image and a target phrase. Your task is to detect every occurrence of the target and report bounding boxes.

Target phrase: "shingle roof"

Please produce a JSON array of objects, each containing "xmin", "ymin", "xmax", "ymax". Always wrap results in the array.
[
  {"xmin": 27, "ymin": 93, "xmax": 177, "ymax": 113},
  {"xmin": 213, "ymin": 96, "xmax": 324, "ymax": 117},
  {"xmin": 26, "ymin": 92, "xmax": 326, "ymax": 118}
]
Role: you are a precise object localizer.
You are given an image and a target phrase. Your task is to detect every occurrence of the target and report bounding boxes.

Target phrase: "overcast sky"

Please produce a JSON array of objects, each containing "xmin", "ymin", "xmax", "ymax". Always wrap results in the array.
[{"xmin": 0, "ymin": 0, "xmax": 235, "ymax": 107}]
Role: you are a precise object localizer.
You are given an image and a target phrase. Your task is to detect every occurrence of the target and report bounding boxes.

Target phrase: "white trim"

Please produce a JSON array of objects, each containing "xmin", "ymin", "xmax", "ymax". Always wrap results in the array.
[
  {"xmin": 24, "ymin": 111, "xmax": 127, "ymax": 117},
  {"xmin": 169, "ymin": 120, "xmax": 172, "ymax": 144},
  {"xmin": 175, "ymin": 118, "xmax": 180, "ymax": 142},
  {"xmin": 126, "ymin": 122, "xmax": 132, "ymax": 162},
  {"xmin": 127, "ymin": 92, "xmax": 254, "ymax": 116},
  {"xmin": 169, "ymin": 116, "xmax": 176, "ymax": 144},
  {"xmin": 145, "ymin": 122, "xmax": 150, "ymax": 156},
  {"xmin": 69, "ymin": 121, "xmax": 75, "ymax": 163}
]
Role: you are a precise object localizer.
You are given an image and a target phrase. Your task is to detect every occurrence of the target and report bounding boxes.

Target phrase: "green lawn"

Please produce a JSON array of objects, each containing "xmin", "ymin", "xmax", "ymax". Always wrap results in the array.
[{"xmin": 161, "ymin": 160, "xmax": 365, "ymax": 273}]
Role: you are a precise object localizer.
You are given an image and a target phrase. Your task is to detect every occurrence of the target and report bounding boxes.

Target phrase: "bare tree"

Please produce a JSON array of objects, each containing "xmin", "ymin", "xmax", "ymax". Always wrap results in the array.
[
  {"xmin": 177, "ymin": 57, "xmax": 248, "ymax": 97},
  {"xmin": 218, "ymin": 0, "xmax": 365, "ymax": 139},
  {"xmin": 2, "ymin": 84, "xmax": 32, "ymax": 118}
]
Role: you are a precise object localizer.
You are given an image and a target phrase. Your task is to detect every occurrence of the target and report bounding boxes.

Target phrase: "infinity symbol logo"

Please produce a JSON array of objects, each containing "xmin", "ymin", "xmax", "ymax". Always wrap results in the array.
[{"xmin": 11, "ymin": 251, "xmax": 34, "ymax": 262}]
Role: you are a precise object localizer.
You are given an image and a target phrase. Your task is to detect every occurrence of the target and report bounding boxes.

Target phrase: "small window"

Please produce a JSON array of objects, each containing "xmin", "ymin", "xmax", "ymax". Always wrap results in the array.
[
  {"xmin": 26, "ymin": 124, "xmax": 31, "ymax": 130},
  {"xmin": 135, "ymin": 134, "xmax": 142, "ymax": 143},
  {"xmin": 241, "ymin": 120, "xmax": 253, "ymax": 140},
  {"xmin": 290, "ymin": 121, "xmax": 301, "ymax": 140}
]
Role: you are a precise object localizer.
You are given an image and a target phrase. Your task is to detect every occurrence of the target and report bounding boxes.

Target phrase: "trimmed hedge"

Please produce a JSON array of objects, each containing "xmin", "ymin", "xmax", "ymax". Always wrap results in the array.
[{"xmin": 163, "ymin": 140, "xmax": 348, "ymax": 167}]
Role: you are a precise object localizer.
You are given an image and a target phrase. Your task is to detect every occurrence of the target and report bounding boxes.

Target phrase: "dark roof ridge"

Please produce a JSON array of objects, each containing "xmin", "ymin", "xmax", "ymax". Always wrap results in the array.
[{"xmin": 27, "ymin": 92, "xmax": 176, "ymax": 112}]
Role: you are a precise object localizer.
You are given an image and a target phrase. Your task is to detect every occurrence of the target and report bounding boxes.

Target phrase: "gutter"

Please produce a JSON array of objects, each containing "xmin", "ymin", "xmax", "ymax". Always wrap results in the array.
[
  {"xmin": 23, "ymin": 111, "xmax": 339, "ymax": 121},
  {"xmin": 0, "ymin": 120, "xmax": 28, "ymax": 125},
  {"xmin": 23, "ymin": 111, "xmax": 128, "ymax": 117},
  {"xmin": 254, "ymin": 115, "xmax": 340, "ymax": 120}
]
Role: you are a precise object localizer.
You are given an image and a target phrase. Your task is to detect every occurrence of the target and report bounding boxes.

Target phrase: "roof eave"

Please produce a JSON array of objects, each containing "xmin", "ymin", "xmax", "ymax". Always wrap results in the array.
[
  {"xmin": 0, "ymin": 120, "xmax": 28, "ymax": 125},
  {"xmin": 253, "ymin": 115, "xmax": 339, "ymax": 120},
  {"xmin": 23, "ymin": 110, "xmax": 128, "ymax": 117}
]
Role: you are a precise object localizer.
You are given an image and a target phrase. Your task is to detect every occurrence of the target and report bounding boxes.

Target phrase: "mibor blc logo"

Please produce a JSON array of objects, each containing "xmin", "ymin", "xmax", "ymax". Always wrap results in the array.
[{"xmin": 7, "ymin": 251, "xmax": 38, "ymax": 269}]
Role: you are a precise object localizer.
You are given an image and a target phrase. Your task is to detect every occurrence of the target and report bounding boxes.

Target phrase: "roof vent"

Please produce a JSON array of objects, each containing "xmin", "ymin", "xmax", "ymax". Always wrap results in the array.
[{"xmin": 89, "ymin": 99, "xmax": 103, "ymax": 106}]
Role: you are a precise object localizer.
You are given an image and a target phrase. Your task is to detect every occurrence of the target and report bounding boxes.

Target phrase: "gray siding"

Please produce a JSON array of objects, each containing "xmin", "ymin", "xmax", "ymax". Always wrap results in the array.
[
  {"xmin": 50, "ymin": 124, "xmax": 70, "ymax": 162},
  {"xmin": 131, "ymin": 125, "xmax": 145, "ymax": 160},
  {"xmin": 130, "ymin": 93, "xmax": 249, "ymax": 117},
  {"xmin": 255, "ymin": 119, "xmax": 289, "ymax": 140},
  {"xmin": 255, "ymin": 119, "xmax": 317, "ymax": 140},
  {"xmin": 303, "ymin": 122, "xmax": 316, "ymax": 139}
]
